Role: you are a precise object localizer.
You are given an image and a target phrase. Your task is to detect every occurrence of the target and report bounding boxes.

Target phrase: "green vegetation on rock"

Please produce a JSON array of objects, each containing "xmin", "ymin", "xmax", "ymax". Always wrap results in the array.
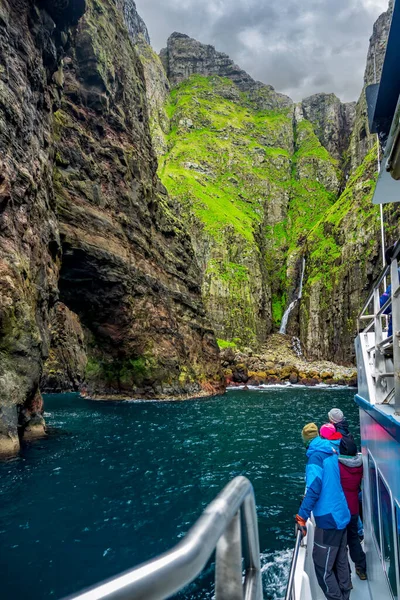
[
  {"xmin": 159, "ymin": 74, "xmax": 342, "ymax": 340},
  {"xmin": 299, "ymin": 146, "xmax": 382, "ymax": 361}
]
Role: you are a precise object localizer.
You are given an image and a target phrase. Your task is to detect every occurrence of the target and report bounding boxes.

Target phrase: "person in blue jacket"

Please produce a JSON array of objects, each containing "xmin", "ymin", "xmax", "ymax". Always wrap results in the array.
[{"xmin": 296, "ymin": 423, "xmax": 351, "ymax": 600}]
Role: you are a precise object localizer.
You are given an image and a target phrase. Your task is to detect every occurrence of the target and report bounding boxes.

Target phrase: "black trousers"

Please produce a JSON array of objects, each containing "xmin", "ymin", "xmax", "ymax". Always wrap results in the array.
[
  {"xmin": 347, "ymin": 514, "xmax": 367, "ymax": 573},
  {"xmin": 313, "ymin": 527, "xmax": 351, "ymax": 600}
]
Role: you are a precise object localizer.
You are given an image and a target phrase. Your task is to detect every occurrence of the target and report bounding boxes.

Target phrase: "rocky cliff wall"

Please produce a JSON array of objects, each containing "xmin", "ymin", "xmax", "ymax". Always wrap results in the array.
[
  {"xmin": 115, "ymin": 0, "xmax": 170, "ymax": 156},
  {"xmin": 296, "ymin": 0, "xmax": 399, "ymax": 364},
  {"xmin": 300, "ymin": 94, "xmax": 355, "ymax": 166},
  {"xmin": 0, "ymin": 0, "xmax": 223, "ymax": 454},
  {"xmin": 115, "ymin": 0, "xmax": 150, "ymax": 45},
  {"xmin": 161, "ymin": 32, "xmax": 293, "ymax": 110},
  {"xmin": 349, "ymin": 0, "xmax": 393, "ymax": 171}
]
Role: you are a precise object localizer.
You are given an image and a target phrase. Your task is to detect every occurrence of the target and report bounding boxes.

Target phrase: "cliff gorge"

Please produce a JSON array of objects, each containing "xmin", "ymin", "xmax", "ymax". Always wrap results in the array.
[
  {"xmin": 1, "ymin": 0, "xmax": 398, "ymax": 453},
  {"xmin": 0, "ymin": 0, "xmax": 223, "ymax": 454}
]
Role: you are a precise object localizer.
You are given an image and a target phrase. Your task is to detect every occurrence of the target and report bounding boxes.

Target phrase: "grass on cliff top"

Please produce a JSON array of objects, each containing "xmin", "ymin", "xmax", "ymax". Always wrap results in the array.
[
  {"xmin": 160, "ymin": 75, "xmax": 297, "ymax": 243},
  {"xmin": 294, "ymin": 120, "xmax": 339, "ymax": 165}
]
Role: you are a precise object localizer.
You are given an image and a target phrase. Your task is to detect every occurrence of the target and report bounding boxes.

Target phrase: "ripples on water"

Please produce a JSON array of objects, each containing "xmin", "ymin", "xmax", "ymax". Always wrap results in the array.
[{"xmin": 0, "ymin": 388, "xmax": 359, "ymax": 600}]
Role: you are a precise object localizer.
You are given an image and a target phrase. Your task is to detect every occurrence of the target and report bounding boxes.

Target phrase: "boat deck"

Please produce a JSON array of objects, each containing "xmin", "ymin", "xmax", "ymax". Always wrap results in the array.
[
  {"xmin": 295, "ymin": 522, "xmax": 372, "ymax": 600},
  {"xmin": 311, "ymin": 559, "xmax": 371, "ymax": 600}
]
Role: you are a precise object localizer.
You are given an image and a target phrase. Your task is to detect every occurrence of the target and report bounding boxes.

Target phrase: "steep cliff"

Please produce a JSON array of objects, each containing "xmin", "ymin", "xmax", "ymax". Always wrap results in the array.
[
  {"xmin": 161, "ymin": 32, "xmax": 293, "ymax": 110},
  {"xmin": 156, "ymin": 34, "xmax": 342, "ymax": 346},
  {"xmin": 300, "ymin": 94, "xmax": 355, "ymax": 166},
  {"xmin": 349, "ymin": 0, "xmax": 393, "ymax": 171},
  {"xmin": 152, "ymin": 2, "xmax": 400, "ymax": 365},
  {"xmin": 298, "ymin": 0, "xmax": 400, "ymax": 364},
  {"xmin": 116, "ymin": 0, "xmax": 170, "ymax": 156},
  {"xmin": 0, "ymin": 0, "xmax": 223, "ymax": 454}
]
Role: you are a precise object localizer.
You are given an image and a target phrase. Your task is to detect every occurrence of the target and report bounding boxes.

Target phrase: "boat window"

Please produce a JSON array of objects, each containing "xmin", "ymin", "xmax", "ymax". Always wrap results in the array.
[
  {"xmin": 368, "ymin": 453, "xmax": 381, "ymax": 553},
  {"xmin": 379, "ymin": 475, "xmax": 398, "ymax": 599}
]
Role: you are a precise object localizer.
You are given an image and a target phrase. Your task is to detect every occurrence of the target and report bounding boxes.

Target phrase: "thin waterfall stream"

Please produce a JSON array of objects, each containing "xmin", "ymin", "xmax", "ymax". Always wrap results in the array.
[{"xmin": 279, "ymin": 258, "xmax": 306, "ymax": 334}]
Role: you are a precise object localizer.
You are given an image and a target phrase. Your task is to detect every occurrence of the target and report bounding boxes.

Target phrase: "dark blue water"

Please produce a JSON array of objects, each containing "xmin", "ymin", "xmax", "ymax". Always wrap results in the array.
[{"xmin": 0, "ymin": 387, "xmax": 359, "ymax": 600}]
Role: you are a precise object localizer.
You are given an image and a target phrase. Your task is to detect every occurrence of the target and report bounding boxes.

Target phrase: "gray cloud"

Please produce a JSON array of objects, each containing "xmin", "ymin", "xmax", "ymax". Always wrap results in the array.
[{"xmin": 135, "ymin": 0, "xmax": 389, "ymax": 102}]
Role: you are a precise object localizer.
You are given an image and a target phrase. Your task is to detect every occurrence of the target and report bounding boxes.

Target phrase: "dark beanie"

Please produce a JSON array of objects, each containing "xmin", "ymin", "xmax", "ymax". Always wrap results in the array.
[{"xmin": 339, "ymin": 436, "xmax": 357, "ymax": 456}]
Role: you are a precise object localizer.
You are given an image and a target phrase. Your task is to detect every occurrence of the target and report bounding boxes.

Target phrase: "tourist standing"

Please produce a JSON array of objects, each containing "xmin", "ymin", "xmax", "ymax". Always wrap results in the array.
[
  {"xmin": 296, "ymin": 423, "xmax": 351, "ymax": 600},
  {"xmin": 338, "ymin": 436, "xmax": 367, "ymax": 580},
  {"xmin": 328, "ymin": 408, "xmax": 354, "ymax": 440}
]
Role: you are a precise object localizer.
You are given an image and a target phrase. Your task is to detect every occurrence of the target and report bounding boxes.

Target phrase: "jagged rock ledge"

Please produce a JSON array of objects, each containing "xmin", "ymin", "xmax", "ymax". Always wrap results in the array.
[
  {"xmin": 80, "ymin": 383, "xmax": 223, "ymax": 402},
  {"xmin": 222, "ymin": 334, "xmax": 357, "ymax": 388}
]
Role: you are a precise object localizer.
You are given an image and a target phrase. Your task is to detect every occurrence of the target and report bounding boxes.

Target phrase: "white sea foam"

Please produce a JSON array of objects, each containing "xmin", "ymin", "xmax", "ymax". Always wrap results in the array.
[
  {"xmin": 228, "ymin": 383, "xmax": 354, "ymax": 391},
  {"xmin": 261, "ymin": 548, "xmax": 293, "ymax": 600}
]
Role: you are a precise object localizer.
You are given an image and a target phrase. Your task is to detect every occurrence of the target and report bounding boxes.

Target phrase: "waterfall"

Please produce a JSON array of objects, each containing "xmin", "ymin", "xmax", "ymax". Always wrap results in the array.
[
  {"xmin": 298, "ymin": 257, "xmax": 305, "ymax": 299},
  {"xmin": 279, "ymin": 258, "xmax": 306, "ymax": 335},
  {"xmin": 279, "ymin": 300, "xmax": 297, "ymax": 334}
]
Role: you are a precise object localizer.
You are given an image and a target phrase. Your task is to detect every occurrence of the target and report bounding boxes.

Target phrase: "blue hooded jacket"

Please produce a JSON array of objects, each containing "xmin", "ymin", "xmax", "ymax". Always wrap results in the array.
[{"xmin": 298, "ymin": 436, "xmax": 350, "ymax": 530}]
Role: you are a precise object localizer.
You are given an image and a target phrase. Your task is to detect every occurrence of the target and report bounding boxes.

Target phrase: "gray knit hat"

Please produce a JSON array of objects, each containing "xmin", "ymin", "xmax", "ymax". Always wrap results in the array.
[{"xmin": 328, "ymin": 408, "xmax": 344, "ymax": 424}]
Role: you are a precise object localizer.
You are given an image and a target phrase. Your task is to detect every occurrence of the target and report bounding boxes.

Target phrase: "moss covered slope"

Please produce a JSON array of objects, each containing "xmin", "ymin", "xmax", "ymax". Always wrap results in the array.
[{"xmin": 158, "ymin": 75, "xmax": 340, "ymax": 344}]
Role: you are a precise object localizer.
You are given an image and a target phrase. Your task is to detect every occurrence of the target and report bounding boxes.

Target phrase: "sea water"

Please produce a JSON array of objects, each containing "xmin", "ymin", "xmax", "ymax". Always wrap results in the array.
[{"xmin": 0, "ymin": 388, "xmax": 359, "ymax": 600}]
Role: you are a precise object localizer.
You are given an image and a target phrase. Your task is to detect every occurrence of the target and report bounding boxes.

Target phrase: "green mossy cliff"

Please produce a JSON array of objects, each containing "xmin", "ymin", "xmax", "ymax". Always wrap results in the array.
[
  {"xmin": 155, "ymin": 45, "xmax": 345, "ymax": 345},
  {"xmin": 298, "ymin": 0, "xmax": 400, "ymax": 363},
  {"xmin": 143, "ymin": 12, "xmax": 397, "ymax": 364}
]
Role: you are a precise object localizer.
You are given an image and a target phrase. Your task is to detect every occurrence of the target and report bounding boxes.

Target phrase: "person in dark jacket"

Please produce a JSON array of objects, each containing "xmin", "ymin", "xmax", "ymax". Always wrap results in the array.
[
  {"xmin": 328, "ymin": 408, "xmax": 354, "ymax": 440},
  {"xmin": 339, "ymin": 437, "xmax": 367, "ymax": 580},
  {"xmin": 296, "ymin": 423, "xmax": 351, "ymax": 600}
]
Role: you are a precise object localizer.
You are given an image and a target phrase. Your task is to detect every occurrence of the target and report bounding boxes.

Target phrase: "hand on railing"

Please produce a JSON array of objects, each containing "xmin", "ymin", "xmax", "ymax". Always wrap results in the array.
[{"xmin": 295, "ymin": 514, "xmax": 307, "ymax": 537}]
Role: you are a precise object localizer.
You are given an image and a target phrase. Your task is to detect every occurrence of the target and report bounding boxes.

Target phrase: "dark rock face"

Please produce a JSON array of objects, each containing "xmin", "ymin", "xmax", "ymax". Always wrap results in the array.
[
  {"xmin": 161, "ymin": 32, "xmax": 293, "ymax": 110},
  {"xmin": 41, "ymin": 303, "xmax": 87, "ymax": 393},
  {"xmin": 301, "ymin": 93, "xmax": 355, "ymax": 163},
  {"xmin": 0, "ymin": 1, "xmax": 65, "ymax": 454},
  {"xmin": 114, "ymin": 0, "xmax": 150, "ymax": 45},
  {"xmin": 37, "ymin": 0, "xmax": 87, "ymax": 26},
  {"xmin": 161, "ymin": 33, "xmax": 255, "ymax": 90},
  {"xmin": 350, "ymin": 0, "xmax": 393, "ymax": 170},
  {"xmin": 0, "ymin": 0, "xmax": 224, "ymax": 454}
]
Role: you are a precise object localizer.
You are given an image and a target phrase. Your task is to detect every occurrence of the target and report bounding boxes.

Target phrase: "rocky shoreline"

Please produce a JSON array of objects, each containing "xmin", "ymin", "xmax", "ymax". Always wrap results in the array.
[{"xmin": 221, "ymin": 334, "xmax": 358, "ymax": 388}]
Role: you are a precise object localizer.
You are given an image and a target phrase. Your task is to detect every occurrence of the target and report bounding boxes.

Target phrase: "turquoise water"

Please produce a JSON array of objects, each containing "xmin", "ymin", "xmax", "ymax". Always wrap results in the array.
[{"xmin": 0, "ymin": 387, "xmax": 359, "ymax": 600}]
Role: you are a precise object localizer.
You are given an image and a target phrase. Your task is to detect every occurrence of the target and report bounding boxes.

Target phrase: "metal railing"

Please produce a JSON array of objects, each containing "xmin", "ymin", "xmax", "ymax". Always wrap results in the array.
[
  {"xmin": 63, "ymin": 476, "xmax": 262, "ymax": 600},
  {"xmin": 358, "ymin": 241, "xmax": 400, "ymax": 412},
  {"xmin": 284, "ymin": 529, "xmax": 302, "ymax": 600}
]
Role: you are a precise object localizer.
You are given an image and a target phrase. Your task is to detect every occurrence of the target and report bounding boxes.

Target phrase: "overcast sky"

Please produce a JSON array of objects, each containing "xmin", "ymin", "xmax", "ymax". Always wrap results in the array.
[{"xmin": 135, "ymin": 0, "xmax": 389, "ymax": 102}]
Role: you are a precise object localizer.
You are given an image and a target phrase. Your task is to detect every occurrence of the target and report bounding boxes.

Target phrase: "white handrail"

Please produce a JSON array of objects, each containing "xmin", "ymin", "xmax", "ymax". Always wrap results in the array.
[
  {"xmin": 358, "ymin": 241, "xmax": 400, "ymax": 411},
  {"xmin": 62, "ymin": 476, "xmax": 263, "ymax": 600}
]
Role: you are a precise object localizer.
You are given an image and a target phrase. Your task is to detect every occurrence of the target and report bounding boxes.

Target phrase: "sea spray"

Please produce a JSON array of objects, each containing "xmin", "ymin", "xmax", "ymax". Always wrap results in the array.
[{"xmin": 261, "ymin": 549, "xmax": 293, "ymax": 599}]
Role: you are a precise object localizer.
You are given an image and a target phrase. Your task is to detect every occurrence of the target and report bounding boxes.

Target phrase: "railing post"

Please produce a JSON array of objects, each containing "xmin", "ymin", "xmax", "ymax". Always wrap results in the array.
[
  {"xmin": 374, "ymin": 287, "xmax": 387, "ymax": 403},
  {"xmin": 391, "ymin": 259, "xmax": 400, "ymax": 414},
  {"xmin": 242, "ymin": 495, "xmax": 263, "ymax": 600},
  {"xmin": 284, "ymin": 529, "xmax": 302, "ymax": 600},
  {"xmin": 215, "ymin": 511, "xmax": 243, "ymax": 600}
]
